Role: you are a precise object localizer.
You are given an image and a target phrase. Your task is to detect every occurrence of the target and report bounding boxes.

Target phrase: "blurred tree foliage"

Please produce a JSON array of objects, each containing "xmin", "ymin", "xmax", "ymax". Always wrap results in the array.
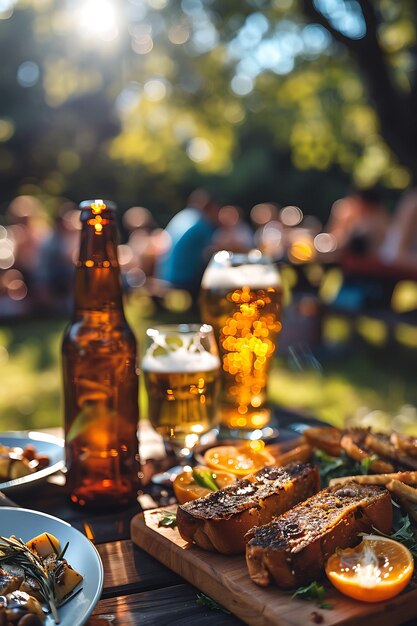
[{"xmin": 0, "ymin": 0, "xmax": 415, "ymax": 222}]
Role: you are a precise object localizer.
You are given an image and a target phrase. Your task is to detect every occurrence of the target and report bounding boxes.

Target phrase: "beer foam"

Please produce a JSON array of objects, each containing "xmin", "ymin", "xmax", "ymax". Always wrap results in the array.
[
  {"xmin": 142, "ymin": 348, "xmax": 220, "ymax": 373},
  {"xmin": 201, "ymin": 263, "xmax": 280, "ymax": 289}
]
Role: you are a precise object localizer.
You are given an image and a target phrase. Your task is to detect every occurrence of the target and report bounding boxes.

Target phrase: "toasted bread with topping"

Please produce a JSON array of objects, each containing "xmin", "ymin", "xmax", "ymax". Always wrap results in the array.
[
  {"xmin": 246, "ymin": 481, "xmax": 392, "ymax": 589},
  {"xmin": 176, "ymin": 463, "xmax": 319, "ymax": 555}
]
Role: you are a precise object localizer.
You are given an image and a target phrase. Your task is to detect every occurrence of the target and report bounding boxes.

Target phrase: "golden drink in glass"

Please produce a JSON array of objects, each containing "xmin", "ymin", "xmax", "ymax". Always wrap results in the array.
[
  {"xmin": 142, "ymin": 324, "xmax": 220, "ymax": 456},
  {"xmin": 200, "ymin": 251, "xmax": 282, "ymax": 435}
]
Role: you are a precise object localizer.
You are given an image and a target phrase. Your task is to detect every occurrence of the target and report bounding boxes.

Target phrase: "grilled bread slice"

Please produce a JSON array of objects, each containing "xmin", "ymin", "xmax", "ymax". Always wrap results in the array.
[
  {"xmin": 176, "ymin": 463, "xmax": 319, "ymax": 555},
  {"xmin": 246, "ymin": 482, "xmax": 392, "ymax": 589},
  {"xmin": 365, "ymin": 432, "xmax": 417, "ymax": 470}
]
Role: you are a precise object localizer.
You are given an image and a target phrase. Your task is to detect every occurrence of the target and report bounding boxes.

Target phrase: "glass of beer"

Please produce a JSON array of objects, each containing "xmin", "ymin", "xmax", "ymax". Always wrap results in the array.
[
  {"xmin": 200, "ymin": 250, "xmax": 282, "ymax": 437},
  {"xmin": 142, "ymin": 324, "xmax": 220, "ymax": 458}
]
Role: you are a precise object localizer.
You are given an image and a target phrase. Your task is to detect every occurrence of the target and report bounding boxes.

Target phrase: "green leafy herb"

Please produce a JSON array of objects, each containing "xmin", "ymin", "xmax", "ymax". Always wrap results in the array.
[
  {"xmin": 158, "ymin": 510, "xmax": 177, "ymax": 528},
  {"xmin": 373, "ymin": 503, "xmax": 417, "ymax": 558},
  {"xmin": 359, "ymin": 454, "xmax": 379, "ymax": 475},
  {"xmin": 192, "ymin": 468, "xmax": 219, "ymax": 492},
  {"xmin": 292, "ymin": 581, "xmax": 333, "ymax": 609},
  {"xmin": 0, "ymin": 535, "xmax": 60, "ymax": 623},
  {"xmin": 196, "ymin": 593, "xmax": 230, "ymax": 613},
  {"xmin": 318, "ymin": 602, "xmax": 334, "ymax": 610},
  {"xmin": 313, "ymin": 450, "xmax": 374, "ymax": 488},
  {"xmin": 292, "ymin": 581, "xmax": 325, "ymax": 602}
]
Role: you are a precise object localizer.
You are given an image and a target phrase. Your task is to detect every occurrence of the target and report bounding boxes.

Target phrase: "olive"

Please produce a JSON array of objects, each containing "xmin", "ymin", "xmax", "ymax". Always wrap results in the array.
[{"xmin": 17, "ymin": 615, "xmax": 43, "ymax": 626}]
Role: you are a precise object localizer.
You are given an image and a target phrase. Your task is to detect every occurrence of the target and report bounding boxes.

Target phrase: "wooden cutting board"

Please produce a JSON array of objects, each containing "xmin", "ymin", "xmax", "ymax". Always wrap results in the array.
[{"xmin": 131, "ymin": 506, "xmax": 417, "ymax": 626}]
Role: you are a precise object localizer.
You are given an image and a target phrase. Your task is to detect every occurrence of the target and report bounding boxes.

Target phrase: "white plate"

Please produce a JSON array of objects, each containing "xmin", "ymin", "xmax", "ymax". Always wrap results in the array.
[
  {"xmin": 0, "ymin": 431, "xmax": 65, "ymax": 492},
  {"xmin": 0, "ymin": 507, "xmax": 104, "ymax": 626}
]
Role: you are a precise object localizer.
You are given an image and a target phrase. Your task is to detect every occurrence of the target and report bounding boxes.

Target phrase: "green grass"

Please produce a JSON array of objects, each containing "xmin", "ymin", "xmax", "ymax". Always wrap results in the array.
[
  {"xmin": 1, "ymin": 296, "xmax": 417, "ymax": 434},
  {"xmin": 269, "ymin": 349, "xmax": 417, "ymax": 432}
]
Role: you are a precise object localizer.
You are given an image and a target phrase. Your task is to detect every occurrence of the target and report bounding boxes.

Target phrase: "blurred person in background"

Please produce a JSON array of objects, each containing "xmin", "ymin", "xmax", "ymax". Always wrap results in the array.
[
  {"xmin": 325, "ymin": 189, "xmax": 392, "ymax": 312},
  {"xmin": 123, "ymin": 206, "xmax": 170, "ymax": 280},
  {"xmin": 6, "ymin": 195, "xmax": 48, "ymax": 291},
  {"xmin": 379, "ymin": 188, "xmax": 417, "ymax": 269},
  {"xmin": 121, "ymin": 205, "xmax": 170, "ymax": 294},
  {"xmin": 35, "ymin": 201, "xmax": 79, "ymax": 314},
  {"xmin": 211, "ymin": 204, "xmax": 254, "ymax": 253},
  {"xmin": 326, "ymin": 188, "xmax": 390, "ymax": 259},
  {"xmin": 123, "ymin": 206, "xmax": 156, "ymax": 277},
  {"xmin": 155, "ymin": 189, "xmax": 221, "ymax": 298},
  {"xmin": 251, "ymin": 203, "xmax": 280, "ymax": 253}
]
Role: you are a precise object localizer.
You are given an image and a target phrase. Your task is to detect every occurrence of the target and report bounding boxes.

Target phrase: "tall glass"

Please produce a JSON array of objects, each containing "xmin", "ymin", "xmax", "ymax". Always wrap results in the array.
[
  {"xmin": 200, "ymin": 250, "xmax": 282, "ymax": 437},
  {"xmin": 142, "ymin": 324, "xmax": 220, "ymax": 458}
]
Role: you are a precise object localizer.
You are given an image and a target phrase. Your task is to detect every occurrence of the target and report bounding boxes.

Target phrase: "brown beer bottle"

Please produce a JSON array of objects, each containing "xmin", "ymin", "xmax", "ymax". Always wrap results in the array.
[{"xmin": 62, "ymin": 199, "xmax": 139, "ymax": 509}]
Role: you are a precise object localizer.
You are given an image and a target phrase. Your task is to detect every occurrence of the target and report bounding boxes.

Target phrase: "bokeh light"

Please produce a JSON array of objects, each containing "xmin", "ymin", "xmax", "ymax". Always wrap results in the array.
[
  {"xmin": 17, "ymin": 62, "xmax": 40, "ymax": 88},
  {"xmin": 186, "ymin": 137, "xmax": 213, "ymax": 163},
  {"xmin": 280, "ymin": 205, "xmax": 303, "ymax": 226},
  {"xmin": 76, "ymin": 0, "xmax": 119, "ymax": 42},
  {"xmin": 314, "ymin": 232, "xmax": 337, "ymax": 253},
  {"xmin": 250, "ymin": 203, "xmax": 278, "ymax": 225},
  {"xmin": 289, "ymin": 239, "xmax": 315, "ymax": 263},
  {"xmin": 0, "ymin": 119, "xmax": 14, "ymax": 142}
]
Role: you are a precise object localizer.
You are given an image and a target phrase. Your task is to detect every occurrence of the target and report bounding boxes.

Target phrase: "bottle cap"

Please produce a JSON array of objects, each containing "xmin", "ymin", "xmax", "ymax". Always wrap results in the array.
[{"xmin": 79, "ymin": 199, "xmax": 116, "ymax": 221}]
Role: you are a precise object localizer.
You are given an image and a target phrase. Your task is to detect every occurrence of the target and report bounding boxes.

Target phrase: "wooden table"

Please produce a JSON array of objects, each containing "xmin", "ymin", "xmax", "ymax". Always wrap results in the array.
[
  {"xmin": 2, "ymin": 415, "xmax": 417, "ymax": 626},
  {"xmin": 7, "ymin": 481, "xmax": 243, "ymax": 625},
  {"xmin": 1, "ymin": 421, "xmax": 245, "ymax": 625}
]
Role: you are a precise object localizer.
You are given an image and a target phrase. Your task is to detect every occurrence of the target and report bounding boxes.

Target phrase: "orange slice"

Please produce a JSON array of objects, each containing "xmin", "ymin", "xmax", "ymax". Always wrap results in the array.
[
  {"xmin": 326, "ymin": 534, "xmax": 414, "ymax": 603},
  {"xmin": 173, "ymin": 466, "xmax": 235, "ymax": 504},
  {"xmin": 203, "ymin": 441, "xmax": 276, "ymax": 476}
]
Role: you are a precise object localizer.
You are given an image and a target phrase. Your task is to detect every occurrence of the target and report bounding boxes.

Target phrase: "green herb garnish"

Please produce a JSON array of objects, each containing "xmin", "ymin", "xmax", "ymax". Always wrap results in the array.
[
  {"xmin": 192, "ymin": 468, "xmax": 219, "ymax": 492},
  {"xmin": 0, "ymin": 535, "xmax": 60, "ymax": 623},
  {"xmin": 313, "ymin": 450, "xmax": 375, "ymax": 488},
  {"xmin": 318, "ymin": 602, "xmax": 334, "ymax": 610},
  {"xmin": 373, "ymin": 502, "xmax": 417, "ymax": 558},
  {"xmin": 158, "ymin": 510, "xmax": 177, "ymax": 528},
  {"xmin": 196, "ymin": 593, "xmax": 230, "ymax": 613},
  {"xmin": 359, "ymin": 454, "xmax": 379, "ymax": 475},
  {"xmin": 292, "ymin": 581, "xmax": 333, "ymax": 609}
]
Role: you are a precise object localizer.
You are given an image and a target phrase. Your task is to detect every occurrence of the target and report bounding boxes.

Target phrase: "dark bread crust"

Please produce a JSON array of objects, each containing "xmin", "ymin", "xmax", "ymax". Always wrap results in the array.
[
  {"xmin": 176, "ymin": 463, "xmax": 319, "ymax": 554},
  {"xmin": 246, "ymin": 482, "xmax": 393, "ymax": 588}
]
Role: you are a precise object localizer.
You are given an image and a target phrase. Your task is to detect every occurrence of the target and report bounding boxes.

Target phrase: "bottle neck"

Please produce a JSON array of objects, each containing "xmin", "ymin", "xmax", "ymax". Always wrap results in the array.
[{"xmin": 73, "ymin": 211, "xmax": 124, "ymax": 315}]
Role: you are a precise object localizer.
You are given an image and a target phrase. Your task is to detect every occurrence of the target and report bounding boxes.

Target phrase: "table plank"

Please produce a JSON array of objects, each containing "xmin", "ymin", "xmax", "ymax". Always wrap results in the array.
[
  {"xmin": 88, "ymin": 583, "xmax": 244, "ymax": 625},
  {"xmin": 12, "ymin": 480, "xmax": 141, "ymax": 543},
  {"xmin": 98, "ymin": 540, "xmax": 182, "ymax": 597}
]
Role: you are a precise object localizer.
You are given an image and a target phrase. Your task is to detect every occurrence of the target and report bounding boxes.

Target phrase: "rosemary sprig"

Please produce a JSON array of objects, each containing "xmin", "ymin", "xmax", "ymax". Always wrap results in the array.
[
  {"xmin": 0, "ymin": 534, "xmax": 60, "ymax": 623},
  {"xmin": 46, "ymin": 533, "xmax": 69, "ymax": 562}
]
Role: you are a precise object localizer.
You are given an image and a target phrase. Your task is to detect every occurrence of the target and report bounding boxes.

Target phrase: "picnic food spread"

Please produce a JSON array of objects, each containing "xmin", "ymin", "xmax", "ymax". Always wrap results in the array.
[
  {"xmin": 0, "ymin": 444, "xmax": 49, "ymax": 482},
  {"xmin": 177, "ymin": 463, "xmax": 319, "ymax": 554},
  {"xmin": 152, "ymin": 424, "xmax": 417, "ymax": 615},
  {"xmin": 245, "ymin": 482, "xmax": 392, "ymax": 588},
  {"xmin": 0, "ymin": 531, "xmax": 83, "ymax": 625}
]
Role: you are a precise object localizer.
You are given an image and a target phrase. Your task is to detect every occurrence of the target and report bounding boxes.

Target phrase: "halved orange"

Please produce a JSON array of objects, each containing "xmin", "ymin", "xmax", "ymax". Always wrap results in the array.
[
  {"xmin": 326, "ymin": 534, "xmax": 414, "ymax": 603},
  {"xmin": 203, "ymin": 441, "xmax": 275, "ymax": 476},
  {"xmin": 173, "ymin": 466, "xmax": 235, "ymax": 504}
]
